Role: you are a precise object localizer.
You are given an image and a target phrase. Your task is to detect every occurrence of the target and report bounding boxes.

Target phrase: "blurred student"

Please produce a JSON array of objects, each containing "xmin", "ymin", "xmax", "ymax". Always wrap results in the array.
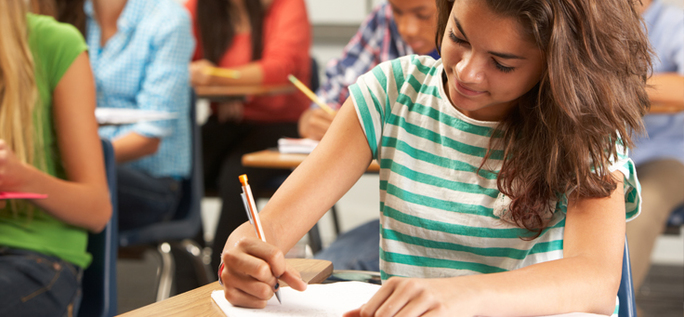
[
  {"xmin": 299, "ymin": 0, "xmax": 439, "ymax": 140},
  {"xmin": 184, "ymin": 0, "xmax": 312, "ymax": 271},
  {"xmin": 55, "ymin": 0, "xmax": 195, "ymax": 231},
  {"xmin": 306, "ymin": 0, "xmax": 438, "ymax": 272},
  {"xmin": 627, "ymin": 0, "xmax": 684, "ymax": 308},
  {"xmin": 0, "ymin": 1, "xmax": 111, "ymax": 315}
]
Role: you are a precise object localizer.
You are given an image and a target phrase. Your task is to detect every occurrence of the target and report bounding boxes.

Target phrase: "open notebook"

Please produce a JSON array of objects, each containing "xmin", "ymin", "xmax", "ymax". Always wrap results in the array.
[{"xmin": 211, "ymin": 281, "xmax": 607, "ymax": 317}]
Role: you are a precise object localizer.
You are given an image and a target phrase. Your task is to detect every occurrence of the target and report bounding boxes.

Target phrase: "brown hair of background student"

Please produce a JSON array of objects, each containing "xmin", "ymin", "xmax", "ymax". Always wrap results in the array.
[
  {"xmin": 435, "ymin": 0, "xmax": 652, "ymax": 236},
  {"xmin": 196, "ymin": 0, "xmax": 264, "ymax": 64}
]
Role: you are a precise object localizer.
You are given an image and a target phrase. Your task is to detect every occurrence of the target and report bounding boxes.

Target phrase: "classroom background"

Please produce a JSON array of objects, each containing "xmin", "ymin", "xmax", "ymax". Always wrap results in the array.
[{"xmin": 105, "ymin": 0, "xmax": 684, "ymax": 315}]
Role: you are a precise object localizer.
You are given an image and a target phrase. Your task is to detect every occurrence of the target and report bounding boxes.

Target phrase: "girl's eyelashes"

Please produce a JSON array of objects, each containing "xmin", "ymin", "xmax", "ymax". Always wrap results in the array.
[
  {"xmin": 417, "ymin": 13, "xmax": 433, "ymax": 20},
  {"xmin": 449, "ymin": 30, "xmax": 516, "ymax": 73},
  {"xmin": 449, "ymin": 30, "xmax": 467, "ymax": 45},
  {"xmin": 494, "ymin": 61, "xmax": 515, "ymax": 73}
]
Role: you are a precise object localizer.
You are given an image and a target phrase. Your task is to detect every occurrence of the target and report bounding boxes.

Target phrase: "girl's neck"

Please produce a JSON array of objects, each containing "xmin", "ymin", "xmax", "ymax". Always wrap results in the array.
[
  {"xmin": 92, "ymin": 0, "xmax": 127, "ymax": 28},
  {"xmin": 92, "ymin": 0, "xmax": 127, "ymax": 46}
]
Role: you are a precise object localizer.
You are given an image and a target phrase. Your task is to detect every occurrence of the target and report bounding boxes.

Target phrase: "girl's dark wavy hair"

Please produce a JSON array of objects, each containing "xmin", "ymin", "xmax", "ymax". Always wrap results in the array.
[
  {"xmin": 197, "ymin": 0, "xmax": 264, "ymax": 64},
  {"xmin": 435, "ymin": 0, "xmax": 652, "ymax": 236}
]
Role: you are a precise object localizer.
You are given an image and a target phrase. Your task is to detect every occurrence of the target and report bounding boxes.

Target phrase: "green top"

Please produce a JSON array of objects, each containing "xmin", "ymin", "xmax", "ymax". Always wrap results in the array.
[{"xmin": 0, "ymin": 14, "xmax": 91, "ymax": 268}]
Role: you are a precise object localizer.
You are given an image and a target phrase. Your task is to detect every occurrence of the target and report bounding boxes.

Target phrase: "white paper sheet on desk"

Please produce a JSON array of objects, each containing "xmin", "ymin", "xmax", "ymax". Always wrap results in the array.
[
  {"xmin": 210, "ymin": 283, "xmax": 606, "ymax": 317},
  {"xmin": 95, "ymin": 108, "xmax": 178, "ymax": 125},
  {"xmin": 211, "ymin": 281, "xmax": 380, "ymax": 316},
  {"xmin": 277, "ymin": 138, "xmax": 319, "ymax": 154}
]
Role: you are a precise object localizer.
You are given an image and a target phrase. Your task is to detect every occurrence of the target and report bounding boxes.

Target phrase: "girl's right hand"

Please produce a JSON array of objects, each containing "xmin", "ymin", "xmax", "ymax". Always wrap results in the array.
[{"xmin": 219, "ymin": 237, "xmax": 307, "ymax": 308}]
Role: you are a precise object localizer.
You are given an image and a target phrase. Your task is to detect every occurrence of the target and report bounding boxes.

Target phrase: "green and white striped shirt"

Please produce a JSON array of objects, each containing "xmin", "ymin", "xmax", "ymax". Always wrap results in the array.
[{"xmin": 350, "ymin": 55, "xmax": 640, "ymax": 316}]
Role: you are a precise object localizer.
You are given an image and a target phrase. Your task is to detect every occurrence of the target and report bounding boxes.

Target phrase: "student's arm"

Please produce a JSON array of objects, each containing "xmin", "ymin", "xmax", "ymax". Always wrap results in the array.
[
  {"xmin": 219, "ymin": 98, "xmax": 373, "ymax": 308},
  {"xmin": 347, "ymin": 173, "xmax": 626, "ymax": 317},
  {"xmin": 111, "ymin": 133, "xmax": 160, "ymax": 163},
  {"xmin": 113, "ymin": 10, "xmax": 194, "ymax": 163},
  {"xmin": 0, "ymin": 53, "xmax": 111, "ymax": 233}
]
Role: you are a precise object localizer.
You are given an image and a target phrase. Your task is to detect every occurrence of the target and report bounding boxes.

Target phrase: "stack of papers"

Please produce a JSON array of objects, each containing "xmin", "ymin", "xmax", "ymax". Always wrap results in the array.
[
  {"xmin": 277, "ymin": 138, "xmax": 319, "ymax": 154},
  {"xmin": 95, "ymin": 108, "xmax": 178, "ymax": 125}
]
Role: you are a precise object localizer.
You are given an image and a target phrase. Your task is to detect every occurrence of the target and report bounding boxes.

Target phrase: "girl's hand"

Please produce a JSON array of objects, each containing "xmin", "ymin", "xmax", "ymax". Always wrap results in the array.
[
  {"xmin": 298, "ymin": 107, "xmax": 336, "ymax": 141},
  {"xmin": 0, "ymin": 139, "xmax": 31, "ymax": 192},
  {"xmin": 189, "ymin": 59, "xmax": 216, "ymax": 86},
  {"xmin": 220, "ymin": 237, "xmax": 307, "ymax": 308},
  {"xmin": 344, "ymin": 277, "xmax": 476, "ymax": 317}
]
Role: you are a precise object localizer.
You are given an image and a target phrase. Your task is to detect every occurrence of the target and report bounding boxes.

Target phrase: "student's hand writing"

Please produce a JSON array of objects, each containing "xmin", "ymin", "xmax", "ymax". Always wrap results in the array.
[
  {"xmin": 189, "ymin": 59, "xmax": 216, "ymax": 86},
  {"xmin": 343, "ymin": 277, "xmax": 476, "ymax": 317},
  {"xmin": 0, "ymin": 139, "xmax": 30, "ymax": 192},
  {"xmin": 220, "ymin": 237, "xmax": 307, "ymax": 308},
  {"xmin": 298, "ymin": 107, "xmax": 336, "ymax": 140}
]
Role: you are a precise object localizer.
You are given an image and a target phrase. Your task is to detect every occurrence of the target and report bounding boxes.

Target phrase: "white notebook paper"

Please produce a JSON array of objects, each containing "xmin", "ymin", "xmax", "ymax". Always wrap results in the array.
[
  {"xmin": 210, "ymin": 281, "xmax": 607, "ymax": 317},
  {"xmin": 211, "ymin": 281, "xmax": 380, "ymax": 316}
]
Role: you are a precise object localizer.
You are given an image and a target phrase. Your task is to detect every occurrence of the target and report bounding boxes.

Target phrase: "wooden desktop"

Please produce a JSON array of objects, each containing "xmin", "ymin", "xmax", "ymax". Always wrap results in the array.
[
  {"xmin": 194, "ymin": 84, "xmax": 295, "ymax": 101},
  {"xmin": 118, "ymin": 258, "xmax": 333, "ymax": 317},
  {"xmin": 242, "ymin": 149, "xmax": 381, "ymax": 172}
]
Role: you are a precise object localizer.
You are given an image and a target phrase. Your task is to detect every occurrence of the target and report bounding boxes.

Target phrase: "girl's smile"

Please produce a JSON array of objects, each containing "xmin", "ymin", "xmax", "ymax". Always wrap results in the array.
[{"xmin": 455, "ymin": 80, "xmax": 486, "ymax": 97}]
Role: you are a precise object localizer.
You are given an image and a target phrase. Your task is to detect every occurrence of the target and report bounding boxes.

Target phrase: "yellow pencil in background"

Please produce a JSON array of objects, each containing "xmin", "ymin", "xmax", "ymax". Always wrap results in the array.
[
  {"xmin": 204, "ymin": 66, "xmax": 241, "ymax": 79},
  {"xmin": 288, "ymin": 74, "xmax": 336, "ymax": 115}
]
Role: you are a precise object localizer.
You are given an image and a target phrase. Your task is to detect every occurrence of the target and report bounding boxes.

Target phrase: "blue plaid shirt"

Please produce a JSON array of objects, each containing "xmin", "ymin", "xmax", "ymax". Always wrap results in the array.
[
  {"xmin": 86, "ymin": 0, "xmax": 195, "ymax": 178},
  {"xmin": 315, "ymin": 2, "xmax": 439, "ymax": 110}
]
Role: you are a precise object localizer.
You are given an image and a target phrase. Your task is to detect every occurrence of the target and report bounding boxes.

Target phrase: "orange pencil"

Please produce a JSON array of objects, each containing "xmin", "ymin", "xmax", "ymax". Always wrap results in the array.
[{"xmin": 238, "ymin": 174, "xmax": 281, "ymax": 304}]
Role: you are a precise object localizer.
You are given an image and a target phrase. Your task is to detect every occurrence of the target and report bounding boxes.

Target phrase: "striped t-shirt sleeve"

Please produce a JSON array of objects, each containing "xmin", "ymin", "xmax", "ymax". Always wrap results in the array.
[{"xmin": 349, "ymin": 60, "xmax": 395, "ymax": 159}]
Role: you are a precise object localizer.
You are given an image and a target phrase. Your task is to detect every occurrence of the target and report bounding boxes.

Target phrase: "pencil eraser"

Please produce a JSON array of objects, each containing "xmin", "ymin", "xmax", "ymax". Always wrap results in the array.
[{"xmin": 239, "ymin": 174, "xmax": 248, "ymax": 185}]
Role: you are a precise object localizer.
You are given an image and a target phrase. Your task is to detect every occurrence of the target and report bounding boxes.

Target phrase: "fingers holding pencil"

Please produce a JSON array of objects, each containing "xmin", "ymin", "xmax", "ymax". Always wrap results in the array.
[{"xmin": 220, "ymin": 237, "xmax": 307, "ymax": 308}]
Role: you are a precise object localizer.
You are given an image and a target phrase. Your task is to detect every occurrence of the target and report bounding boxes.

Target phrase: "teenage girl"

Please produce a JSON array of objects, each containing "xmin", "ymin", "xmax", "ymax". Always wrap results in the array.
[
  {"xmin": 217, "ymin": 0, "xmax": 651, "ymax": 316},
  {"xmin": 0, "ymin": 1, "xmax": 111, "ymax": 315}
]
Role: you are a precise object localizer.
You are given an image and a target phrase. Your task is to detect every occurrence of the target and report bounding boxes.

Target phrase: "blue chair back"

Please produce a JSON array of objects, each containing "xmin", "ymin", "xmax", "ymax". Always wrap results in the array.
[
  {"xmin": 617, "ymin": 238, "xmax": 636, "ymax": 317},
  {"xmin": 79, "ymin": 139, "xmax": 118, "ymax": 317}
]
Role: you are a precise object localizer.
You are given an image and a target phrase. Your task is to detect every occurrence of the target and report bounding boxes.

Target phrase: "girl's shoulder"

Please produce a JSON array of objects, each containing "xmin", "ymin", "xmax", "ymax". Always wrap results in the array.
[
  {"xmin": 27, "ymin": 13, "xmax": 85, "ymax": 50},
  {"xmin": 27, "ymin": 14, "xmax": 87, "ymax": 89}
]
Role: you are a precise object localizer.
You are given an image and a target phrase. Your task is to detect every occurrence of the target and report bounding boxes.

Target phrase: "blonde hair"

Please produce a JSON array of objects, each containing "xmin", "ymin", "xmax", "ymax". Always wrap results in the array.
[{"xmin": 0, "ymin": 0, "xmax": 46, "ymax": 213}]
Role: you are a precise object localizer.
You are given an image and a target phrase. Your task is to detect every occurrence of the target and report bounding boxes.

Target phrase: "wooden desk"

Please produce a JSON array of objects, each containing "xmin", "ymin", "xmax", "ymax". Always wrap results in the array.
[
  {"xmin": 242, "ymin": 149, "xmax": 381, "ymax": 172},
  {"xmin": 118, "ymin": 258, "xmax": 333, "ymax": 317},
  {"xmin": 194, "ymin": 84, "xmax": 295, "ymax": 101}
]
